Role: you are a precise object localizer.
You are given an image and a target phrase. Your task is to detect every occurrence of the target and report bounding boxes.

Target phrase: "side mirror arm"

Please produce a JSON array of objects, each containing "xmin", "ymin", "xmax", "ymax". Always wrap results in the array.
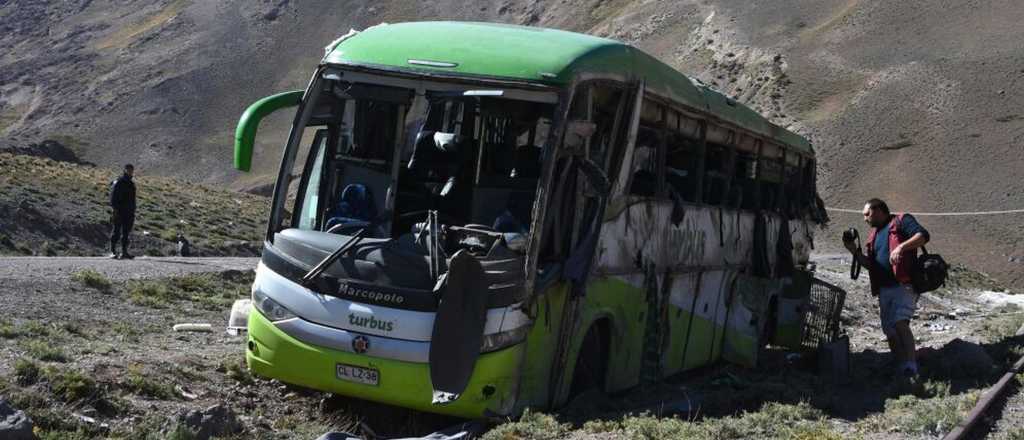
[{"xmin": 234, "ymin": 90, "xmax": 304, "ymax": 172}]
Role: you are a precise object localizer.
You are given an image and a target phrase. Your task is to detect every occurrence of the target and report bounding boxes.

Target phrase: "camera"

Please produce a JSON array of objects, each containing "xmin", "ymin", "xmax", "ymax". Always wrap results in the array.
[{"xmin": 842, "ymin": 228, "xmax": 859, "ymax": 243}]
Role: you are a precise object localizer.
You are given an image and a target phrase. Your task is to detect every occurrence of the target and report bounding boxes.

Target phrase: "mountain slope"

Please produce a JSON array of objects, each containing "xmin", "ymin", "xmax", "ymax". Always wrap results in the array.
[{"xmin": 2, "ymin": 0, "xmax": 1022, "ymax": 285}]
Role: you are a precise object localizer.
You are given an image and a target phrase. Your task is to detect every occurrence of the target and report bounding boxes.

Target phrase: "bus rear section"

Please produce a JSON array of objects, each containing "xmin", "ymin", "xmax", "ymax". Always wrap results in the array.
[{"xmin": 241, "ymin": 67, "xmax": 559, "ymax": 418}]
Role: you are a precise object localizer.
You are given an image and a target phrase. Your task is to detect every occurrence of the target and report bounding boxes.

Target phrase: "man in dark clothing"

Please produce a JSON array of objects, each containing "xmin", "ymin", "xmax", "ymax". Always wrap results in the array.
[
  {"xmin": 109, "ymin": 164, "xmax": 137, "ymax": 259},
  {"xmin": 844, "ymin": 198, "xmax": 930, "ymax": 378}
]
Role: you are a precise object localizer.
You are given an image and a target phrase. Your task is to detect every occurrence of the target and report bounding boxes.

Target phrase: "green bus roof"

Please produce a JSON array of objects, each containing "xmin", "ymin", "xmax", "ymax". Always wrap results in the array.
[{"xmin": 324, "ymin": 21, "xmax": 811, "ymax": 154}]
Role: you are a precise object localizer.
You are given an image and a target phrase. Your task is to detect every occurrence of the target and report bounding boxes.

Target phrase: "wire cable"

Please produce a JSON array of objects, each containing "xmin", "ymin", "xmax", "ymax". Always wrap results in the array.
[{"xmin": 827, "ymin": 207, "xmax": 1024, "ymax": 216}]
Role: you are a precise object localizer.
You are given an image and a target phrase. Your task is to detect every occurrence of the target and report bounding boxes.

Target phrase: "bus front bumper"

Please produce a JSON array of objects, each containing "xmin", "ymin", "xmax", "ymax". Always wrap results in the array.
[{"xmin": 245, "ymin": 308, "xmax": 522, "ymax": 419}]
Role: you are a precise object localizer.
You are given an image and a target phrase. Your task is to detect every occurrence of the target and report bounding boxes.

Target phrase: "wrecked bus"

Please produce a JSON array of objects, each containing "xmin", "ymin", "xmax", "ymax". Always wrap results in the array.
[{"xmin": 233, "ymin": 21, "xmax": 829, "ymax": 418}]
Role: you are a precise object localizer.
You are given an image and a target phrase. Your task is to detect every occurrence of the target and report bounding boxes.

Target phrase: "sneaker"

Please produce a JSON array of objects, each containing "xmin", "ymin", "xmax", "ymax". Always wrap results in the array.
[
  {"xmin": 109, "ymin": 253, "xmax": 120, "ymax": 259},
  {"xmin": 120, "ymin": 252, "xmax": 134, "ymax": 260},
  {"xmin": 898, "ymin": 361, "xmax": 920, "ymax": 382},
  {"xmin": 902, "ymin": 366, "xmax": 919, "ymax": 379}
]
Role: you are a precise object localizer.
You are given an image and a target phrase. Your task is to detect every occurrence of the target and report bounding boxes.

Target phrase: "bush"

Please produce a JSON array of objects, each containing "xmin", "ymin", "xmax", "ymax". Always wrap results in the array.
[
  {"xmin": 221, "ymin": 359, "xmax": 253, "ymax": 385},
  {"xmin": 72, "ymin": 269, "xmax": 112, "ymax": 291},
  {"xmin": 482, "ymin": 410, "xmax": 570, "ymax": 440},
  {"xmin": 21, "ymin": 339, "xmax": 69, "ymax": 363},
  {"xmin": 124, "ymin": 365, "xmax": 176, "ymax": 400},
  {"xmin": 127, "ymin": 281, "xmax": 178, "ymax": 308},
  {"xmin": 0, "ymin": 319, "xmax": 21, "ymax": 338},
  {"xmin": 47, "ymin": 368, "xmax": 99, "ymax": 402},
  {"xmin": 856, "ymin": 387, "xmax": 981, "ymax": 436},
  {"xmin": 14, "ymin": 358, "xmax": 40, "ymax": 385}
]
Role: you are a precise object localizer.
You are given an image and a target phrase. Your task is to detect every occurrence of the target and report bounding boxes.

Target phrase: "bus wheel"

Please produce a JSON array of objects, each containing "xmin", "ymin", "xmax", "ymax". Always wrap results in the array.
[{"xmin": 569, "ymin": 322, "xmax": 608, "ymax": 398}]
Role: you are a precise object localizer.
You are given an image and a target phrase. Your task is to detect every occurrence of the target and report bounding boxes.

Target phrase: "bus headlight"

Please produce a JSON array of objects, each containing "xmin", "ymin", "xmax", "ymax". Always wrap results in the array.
[
  {"xmin": 480, "ymin": 326, "xmax": 529, "ymax": 353},
  {"xmin": 253, "ymin": 288, "xmax": 297, "ymax": 322}
]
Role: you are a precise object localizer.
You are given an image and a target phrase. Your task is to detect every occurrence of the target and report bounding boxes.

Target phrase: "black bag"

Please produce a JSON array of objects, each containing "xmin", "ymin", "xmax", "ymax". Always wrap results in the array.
[{"xmin": 912, "ymin": 247, "xmax": 948, "ymax": 293}]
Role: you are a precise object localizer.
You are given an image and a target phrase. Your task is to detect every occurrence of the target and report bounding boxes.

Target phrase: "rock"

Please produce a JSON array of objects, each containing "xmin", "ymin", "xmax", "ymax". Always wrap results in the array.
[
  {"xmin": 262, "ymin": 7, "xmax": 280, "ymax": 21},
  {"xmin": 0, "ymin": 399, "xmax": 35, "ymax": 440},
  {"xmin": 176, "ymin": 404, "xmax": 241, "ymax": 440},
  {"xmin": 929, "ymin": 338, "xmax": 994, "ymax": 378},
  {"xmin": 3, "ymin": 139, "xmax": 89, "ymax": 165}
]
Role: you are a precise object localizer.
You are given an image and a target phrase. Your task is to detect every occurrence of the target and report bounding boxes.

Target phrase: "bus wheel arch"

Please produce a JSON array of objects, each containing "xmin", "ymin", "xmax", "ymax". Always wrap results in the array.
[{"xmin": 568, "ymin": 317, "xmax": 612, "ymax": 398}]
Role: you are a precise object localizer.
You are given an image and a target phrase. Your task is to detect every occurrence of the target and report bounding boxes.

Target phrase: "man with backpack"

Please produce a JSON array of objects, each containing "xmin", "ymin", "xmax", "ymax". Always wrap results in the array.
[
  {"xmin": 109, "ymin": 164, "xmax": 137, "ymax": 259},
  {"xmin": 844, "ymin": 198, "xmax": 930, "ymax": 379}
]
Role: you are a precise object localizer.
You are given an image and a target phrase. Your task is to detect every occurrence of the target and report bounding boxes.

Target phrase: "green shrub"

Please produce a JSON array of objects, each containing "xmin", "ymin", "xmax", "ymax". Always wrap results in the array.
[
  {"xmin": 21, "ymin": 339, "xmax": 69, "ymax": 363},
  {"xmin": 124, "ymin": 365, "xmax": 176, "ymax": 400},
  {"xmin": 0, "ymin": 319, "xmax": 21, "ymax": 338},
  {"xmin": 14, "ymin": 358, "xmax": 40, "ymax": 385},
  {"xmin": 72, "ymin": 269, "xmax": 112, "ymax": 291},
  {"xmin": 47, "ymin": 368, "xmax": 98, "ymax": 402},
  {"xmin": 127, "ymin": 281, "xmax": 178, "ymax": 308},
  {"xmin": 856, "ymin": 389, "xmax": 981, "ymax": 436},
  {"xmin": 482, "ymin": 410, "xmax": 570, "ymax": 440},
  {"xmin": 221, "ymin": 359, "xmax": 253, "ymax": 385}
]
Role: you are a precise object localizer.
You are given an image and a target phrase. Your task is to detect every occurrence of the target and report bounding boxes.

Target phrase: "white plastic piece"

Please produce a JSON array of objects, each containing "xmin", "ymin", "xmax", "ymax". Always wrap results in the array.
[
  {"xmin": 173, "ymin": 323, "xmax": 213, "ymax": 332},
  {"xmin": 226, "ymin": 299, "xmax": 252, "ymax": 335}
]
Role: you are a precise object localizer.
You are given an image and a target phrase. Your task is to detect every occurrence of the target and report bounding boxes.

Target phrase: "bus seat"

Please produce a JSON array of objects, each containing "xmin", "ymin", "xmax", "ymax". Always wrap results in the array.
[
  {"xmin": 325, "ymin": 184, "xmax": 378, "ymax": 230},
  {"xmin": 492, "ymin": 192, "xmax": 534, "ymax": 233}
]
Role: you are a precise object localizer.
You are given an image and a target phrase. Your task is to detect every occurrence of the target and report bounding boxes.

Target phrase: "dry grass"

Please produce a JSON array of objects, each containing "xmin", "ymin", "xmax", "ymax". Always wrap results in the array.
[
  {"xmin": 94, "ymin": 0, "xmax": 189, "ymax": 50},
  {"xmin": 0, "ymin": 152, "xmax": 269, "ymax": 257},
  {"xmin": 73, "ymin": 269, "xmax": 112, "ymax": 291}
]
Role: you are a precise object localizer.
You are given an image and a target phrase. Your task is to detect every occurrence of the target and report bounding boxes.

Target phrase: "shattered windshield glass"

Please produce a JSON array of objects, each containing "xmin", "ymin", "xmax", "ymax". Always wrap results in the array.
[{"xmin": 285, "ymin": 78, "xmax": 555, "ymax": 254}]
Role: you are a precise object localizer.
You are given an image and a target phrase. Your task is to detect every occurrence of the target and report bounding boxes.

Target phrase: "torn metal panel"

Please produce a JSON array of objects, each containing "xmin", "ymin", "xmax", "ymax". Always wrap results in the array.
[{"xmin": 593, "ymin": 197, "xmax": 816, "ymax": 375}]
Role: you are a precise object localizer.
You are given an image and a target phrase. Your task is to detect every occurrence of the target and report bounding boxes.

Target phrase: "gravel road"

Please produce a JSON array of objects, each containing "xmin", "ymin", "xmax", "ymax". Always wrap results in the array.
[{"xmin": 0, "ymin": 256, "xmax": 259, "ymax": 283}]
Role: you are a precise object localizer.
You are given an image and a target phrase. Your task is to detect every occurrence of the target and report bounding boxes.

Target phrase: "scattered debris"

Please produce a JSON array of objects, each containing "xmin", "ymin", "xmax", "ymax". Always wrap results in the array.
[
  {"xmin": 0, "ymin": 400, "xmax": 34, "ymax": 440},
  {"xmin": 173, "ymin": 323, "xmax": 213, "ymax": 332},
  {"xmin": 880, "ymin": 140, "xmax": 914, "ymax": 151},
  {"xmin": 176, "ymin": 385, "xmax": 199, "ymax": 400},
  {"xmin": 226, "ymin": 299, "xmax": 251, "ymax": 336}
]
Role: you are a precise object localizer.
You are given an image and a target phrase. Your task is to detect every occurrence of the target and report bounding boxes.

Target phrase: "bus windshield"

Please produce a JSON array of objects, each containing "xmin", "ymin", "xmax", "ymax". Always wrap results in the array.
[{"xmin": 278, "ymin": 75, "xmax": 556, "ymax": 252}]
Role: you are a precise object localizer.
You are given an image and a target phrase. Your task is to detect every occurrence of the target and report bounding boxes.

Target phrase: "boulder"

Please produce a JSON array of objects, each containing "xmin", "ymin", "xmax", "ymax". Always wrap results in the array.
[
  {"xmin": 175, "ymin": 404, "xmax": 241, "ymax": 440},
  {"xmin": 0, "ymin": 399, "xmax": 35, "ymax": 440}
]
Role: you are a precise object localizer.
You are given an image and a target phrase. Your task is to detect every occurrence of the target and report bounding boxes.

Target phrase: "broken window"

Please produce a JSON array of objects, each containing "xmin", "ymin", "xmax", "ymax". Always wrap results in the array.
[
  {"xmin": 703, "ymin": 143, "xmax": 732, "ymax": 206},
  {"xmin": 735, "ymin": 150, "xmax": 759, "ymax": 210},
  {"xmin": 758, "ymin": 146, "xmax": 784, "ymax": 213},
  {"xmin": 629, "ymin": 126, "xmax": 661, "ymax": 197}
]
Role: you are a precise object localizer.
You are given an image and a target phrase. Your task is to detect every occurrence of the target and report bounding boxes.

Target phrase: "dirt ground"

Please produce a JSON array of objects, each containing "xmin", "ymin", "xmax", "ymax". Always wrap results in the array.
[{"xmin": 0, "ymin": 254, "xmax": 1021, "ymax": 439}]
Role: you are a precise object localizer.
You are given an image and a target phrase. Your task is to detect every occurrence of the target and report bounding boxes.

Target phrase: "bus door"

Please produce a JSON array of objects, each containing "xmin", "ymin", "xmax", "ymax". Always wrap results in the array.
[{"xmin": 547, "ymin": 79, "xmax": 645, "ymax": 406}]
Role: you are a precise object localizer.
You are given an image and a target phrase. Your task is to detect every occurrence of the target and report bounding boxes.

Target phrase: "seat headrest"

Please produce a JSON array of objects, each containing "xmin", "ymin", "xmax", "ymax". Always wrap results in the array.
[{"xmin": 433, "ymin": 132, "xmax": 462, "ymax": 153}]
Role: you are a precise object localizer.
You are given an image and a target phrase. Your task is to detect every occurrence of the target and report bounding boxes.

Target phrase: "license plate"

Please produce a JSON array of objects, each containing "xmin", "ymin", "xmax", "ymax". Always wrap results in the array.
[{"xmin": 336, "ymin": 363, "xmax": 379, "ymax": 386}]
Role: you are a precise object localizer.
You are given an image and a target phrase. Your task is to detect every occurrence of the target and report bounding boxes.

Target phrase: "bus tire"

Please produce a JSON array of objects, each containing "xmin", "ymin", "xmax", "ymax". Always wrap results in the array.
[{"xmin": 568, "ymin": 320, "xmax": 608, "ymax": 398}]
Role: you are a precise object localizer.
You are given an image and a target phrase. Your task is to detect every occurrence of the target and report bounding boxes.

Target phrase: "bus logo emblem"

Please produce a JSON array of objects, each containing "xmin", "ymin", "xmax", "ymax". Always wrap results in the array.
[{"xmin": 352, "ymin": 335, "xmax": 370, "ymax": 354}]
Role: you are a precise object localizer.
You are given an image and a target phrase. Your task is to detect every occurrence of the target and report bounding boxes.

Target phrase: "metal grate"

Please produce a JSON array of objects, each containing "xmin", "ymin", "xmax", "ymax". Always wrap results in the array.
[{"xmin": 801, "ymin": 278, "xmax": 846, "ymax": 351}]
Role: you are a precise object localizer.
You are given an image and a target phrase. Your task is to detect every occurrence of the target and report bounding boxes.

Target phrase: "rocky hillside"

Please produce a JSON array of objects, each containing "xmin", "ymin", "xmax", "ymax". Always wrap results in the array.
[
  {"xmin": 0, "ymin": 151, "xmax": 268, "ymax": 257},
  {"xmin": 2, "ymin": 0, "xmax": 1022, "ymax": 285}
]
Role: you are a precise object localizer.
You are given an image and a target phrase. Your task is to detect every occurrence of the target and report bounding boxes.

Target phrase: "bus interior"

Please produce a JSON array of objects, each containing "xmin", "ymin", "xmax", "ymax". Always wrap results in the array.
[{"xmin": 277, "ymin": 77, "xmax": 556, "ymax": 288}]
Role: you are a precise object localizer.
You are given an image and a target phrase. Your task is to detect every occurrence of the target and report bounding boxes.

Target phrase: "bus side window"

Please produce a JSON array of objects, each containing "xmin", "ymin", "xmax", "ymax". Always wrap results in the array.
[
  {"xmin": 703, "ymin": 143, "xmax": 731, "ymax": 206},
  {"xmin": 665, "ymin": 133, "xmax": 696, "ymax": 203},
  {"xmin": 628, "ymin": 127, "xmax": 660, "ymax": 197},
  {"xmin": 589, "ymin": 86, "xmax": 625, "ymax": 168},
  {"xmin": 735, "ymin": 151, "xmax": 759, "ymax": 211}
]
